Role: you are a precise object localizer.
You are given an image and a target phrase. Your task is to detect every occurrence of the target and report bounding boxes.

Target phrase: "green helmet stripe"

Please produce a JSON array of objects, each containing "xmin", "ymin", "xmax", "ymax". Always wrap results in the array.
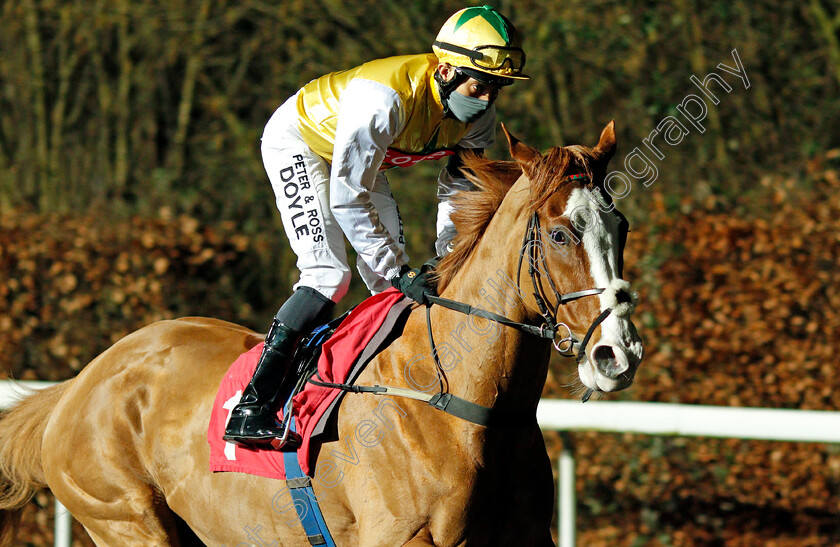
[{"xmin": 453, "ymin": 6, "xmax": 511, "ymax": 45}]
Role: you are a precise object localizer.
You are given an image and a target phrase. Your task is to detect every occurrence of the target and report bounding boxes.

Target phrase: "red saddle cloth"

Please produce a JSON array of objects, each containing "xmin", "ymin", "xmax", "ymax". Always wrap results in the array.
[{"xmin": 207, "ymin": 288, "xmax": 409, "ymax": 479}]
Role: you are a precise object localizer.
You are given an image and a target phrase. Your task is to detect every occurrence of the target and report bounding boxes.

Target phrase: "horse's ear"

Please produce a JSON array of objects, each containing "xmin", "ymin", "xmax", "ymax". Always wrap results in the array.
[
  {"xmin": 502, "ymin": 123, "xmax": 541, "ymax": 171},
  {"xmin": 593, "ymin": 120, "xmax": 617, "ymax": 164}
]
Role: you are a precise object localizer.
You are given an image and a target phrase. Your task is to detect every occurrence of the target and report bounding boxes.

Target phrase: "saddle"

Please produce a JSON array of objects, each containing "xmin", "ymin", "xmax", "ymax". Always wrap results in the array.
[{"xmin": 210, "ymin": 288, "xmax": 412, "ymax": 478}]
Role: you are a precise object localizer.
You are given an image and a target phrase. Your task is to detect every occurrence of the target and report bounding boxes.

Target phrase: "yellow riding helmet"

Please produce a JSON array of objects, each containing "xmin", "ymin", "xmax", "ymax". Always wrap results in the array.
[{"xmin": 433, "ymin": 5, "xmax": 529, "ymax": 81}]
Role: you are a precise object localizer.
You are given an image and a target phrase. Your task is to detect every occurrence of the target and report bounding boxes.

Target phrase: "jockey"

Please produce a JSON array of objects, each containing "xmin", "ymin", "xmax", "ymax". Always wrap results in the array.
[{"xmin": 224, "ymin": 5, "xmax": 528, "ymax": 449}]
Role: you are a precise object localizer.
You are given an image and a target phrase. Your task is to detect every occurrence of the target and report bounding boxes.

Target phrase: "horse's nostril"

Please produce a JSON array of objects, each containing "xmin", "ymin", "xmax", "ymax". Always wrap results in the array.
[{"xmin": 593, "ymin": 345, "xmax": 628, "ymax": 378}]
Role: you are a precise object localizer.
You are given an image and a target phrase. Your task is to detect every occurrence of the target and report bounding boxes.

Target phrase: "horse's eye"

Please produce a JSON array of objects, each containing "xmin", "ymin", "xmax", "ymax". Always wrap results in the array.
[{"xmin": 550, "ymin": 229, "xmax": 567, "ymax": 245}]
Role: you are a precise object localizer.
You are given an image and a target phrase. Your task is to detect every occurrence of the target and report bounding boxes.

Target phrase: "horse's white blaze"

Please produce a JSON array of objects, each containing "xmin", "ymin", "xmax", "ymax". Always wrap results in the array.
[{"xmin": 565, "ymin": 188, "xmax": 644, "ymax": 392}]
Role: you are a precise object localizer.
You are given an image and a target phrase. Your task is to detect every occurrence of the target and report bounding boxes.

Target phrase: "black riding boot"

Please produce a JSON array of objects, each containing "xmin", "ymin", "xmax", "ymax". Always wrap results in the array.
[{"xmin": 223, "ymin": 287, "xmax": 334, "ymax": 450}]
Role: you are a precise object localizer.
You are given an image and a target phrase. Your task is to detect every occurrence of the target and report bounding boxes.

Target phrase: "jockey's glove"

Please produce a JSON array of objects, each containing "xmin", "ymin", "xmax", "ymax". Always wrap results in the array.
[{"xmin": 390, "ymin": 264, "xmax": 438, "ymax": 306}]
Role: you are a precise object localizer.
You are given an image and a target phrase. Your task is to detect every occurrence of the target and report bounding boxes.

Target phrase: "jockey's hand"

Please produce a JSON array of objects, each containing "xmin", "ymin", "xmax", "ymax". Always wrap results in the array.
[{"xmin": 391, "ymin": 264, "xmax": 437, "ymax": 305}]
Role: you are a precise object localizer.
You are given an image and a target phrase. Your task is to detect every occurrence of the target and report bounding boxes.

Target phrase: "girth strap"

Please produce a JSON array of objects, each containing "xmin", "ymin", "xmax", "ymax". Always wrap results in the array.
[{"xmin": 281, "ymin": 415, "xmax": 336, "ymax": 547}]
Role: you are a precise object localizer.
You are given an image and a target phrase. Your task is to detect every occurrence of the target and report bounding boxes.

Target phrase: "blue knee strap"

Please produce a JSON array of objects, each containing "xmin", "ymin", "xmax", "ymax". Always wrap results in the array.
[{"xmin": 282, "ymin": 415, "xmax": 336, "ymax": 547}]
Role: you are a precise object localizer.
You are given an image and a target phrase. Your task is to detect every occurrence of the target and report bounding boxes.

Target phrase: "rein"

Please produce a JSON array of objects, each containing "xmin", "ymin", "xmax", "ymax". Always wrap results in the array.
[{"xmin": 310, "ymin": 173, "xmax": 614, "ymax": 424}]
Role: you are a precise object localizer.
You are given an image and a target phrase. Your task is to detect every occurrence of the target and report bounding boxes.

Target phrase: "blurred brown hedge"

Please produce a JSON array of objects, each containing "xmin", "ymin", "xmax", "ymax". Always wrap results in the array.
[{"xmin": 0, "ymin": 211, "xmax": 296, "ymax": 381}]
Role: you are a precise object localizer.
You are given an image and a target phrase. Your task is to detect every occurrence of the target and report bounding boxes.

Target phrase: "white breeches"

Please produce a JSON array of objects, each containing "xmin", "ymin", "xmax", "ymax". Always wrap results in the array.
[{"xmin": 261, "ymin": 97, "xmax": 406, "ymax": 302}]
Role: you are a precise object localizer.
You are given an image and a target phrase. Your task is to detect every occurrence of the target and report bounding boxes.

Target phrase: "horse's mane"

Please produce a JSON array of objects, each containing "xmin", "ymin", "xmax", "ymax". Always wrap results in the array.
[
  {"xmin": 434, "ymin": 154, "xmax": 521, "ymax": 290},
  {"xmin": 435, "ymin": 145, "xmax": 596, "ymax": 292}
]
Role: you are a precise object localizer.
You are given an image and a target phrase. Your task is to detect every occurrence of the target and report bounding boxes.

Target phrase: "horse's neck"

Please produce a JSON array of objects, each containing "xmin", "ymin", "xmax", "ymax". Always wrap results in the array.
[{"xmin": 436, "ymin": 185, "xmax": 550, "ymax": 412}]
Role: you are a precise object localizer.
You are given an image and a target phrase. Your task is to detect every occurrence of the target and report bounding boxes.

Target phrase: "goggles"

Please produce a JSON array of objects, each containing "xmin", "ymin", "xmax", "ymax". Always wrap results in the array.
[{"xmin": 434, "ymin": 41, "xmax": 526, "ymax": 74}]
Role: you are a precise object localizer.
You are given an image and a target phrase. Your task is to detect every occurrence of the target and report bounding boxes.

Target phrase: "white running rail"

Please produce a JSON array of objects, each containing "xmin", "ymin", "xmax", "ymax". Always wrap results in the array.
[{"xmin": 536, "ymin": 399, "xmax": 840, "ymax": 547}]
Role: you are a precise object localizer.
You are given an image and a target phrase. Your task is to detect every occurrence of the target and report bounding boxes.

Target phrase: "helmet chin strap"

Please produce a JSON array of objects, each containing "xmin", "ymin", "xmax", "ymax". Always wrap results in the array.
[{"xmin": 434, "ymin": 67, "xmax": 470, "ymax": 119}]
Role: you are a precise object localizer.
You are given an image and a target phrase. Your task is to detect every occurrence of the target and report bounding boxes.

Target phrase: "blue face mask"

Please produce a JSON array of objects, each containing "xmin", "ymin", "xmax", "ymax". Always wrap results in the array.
[{"xmin": 447, "ymin": 91, "xmax": 491, "ymax": 123}]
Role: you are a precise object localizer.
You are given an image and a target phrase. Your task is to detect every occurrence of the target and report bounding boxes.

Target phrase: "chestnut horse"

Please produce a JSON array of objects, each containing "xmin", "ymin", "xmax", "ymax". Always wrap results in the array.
[{"xmin": 0, "ymin": 124, "xmax": 642, "ymax": 546}]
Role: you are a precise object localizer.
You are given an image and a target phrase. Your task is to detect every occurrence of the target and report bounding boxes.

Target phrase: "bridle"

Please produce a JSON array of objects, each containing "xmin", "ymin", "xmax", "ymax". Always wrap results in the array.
[
  {"xmin": 517, "ymin": 199, "xmax": 610, "ymax": 355},
  {"xmin": 310, "ymin": 173, "xmax": 619, "ymax": 420},
  {"xmin": 430, "ymin": 174, "xmax": 611, "ymax": 351},
  {"xmin": 427, "ymin": 173, "xmax": 615, "ymax": 401}
]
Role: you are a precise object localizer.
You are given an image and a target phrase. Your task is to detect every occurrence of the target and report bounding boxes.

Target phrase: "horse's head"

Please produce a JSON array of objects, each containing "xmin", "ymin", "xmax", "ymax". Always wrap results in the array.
[{"xmin": 504, "ymin": 121, "xmax": 644, "ymax": 396}]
